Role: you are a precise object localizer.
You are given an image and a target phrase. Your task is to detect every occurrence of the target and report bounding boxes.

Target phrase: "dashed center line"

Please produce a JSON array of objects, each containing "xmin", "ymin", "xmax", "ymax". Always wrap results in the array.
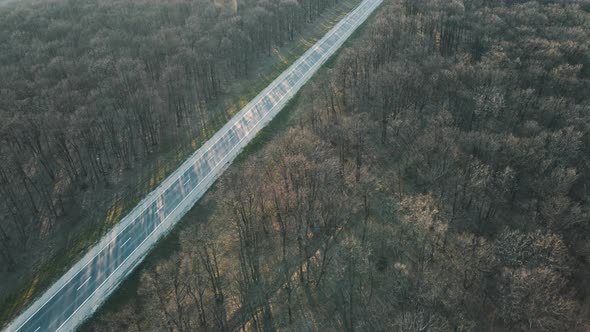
[
  {"xmin": 76, "ymin": 277, "xmax": 91, "ymax": 291},
  {"xmin": 10, "ymin": 1, "xmax": 380, "ymax": 331}
]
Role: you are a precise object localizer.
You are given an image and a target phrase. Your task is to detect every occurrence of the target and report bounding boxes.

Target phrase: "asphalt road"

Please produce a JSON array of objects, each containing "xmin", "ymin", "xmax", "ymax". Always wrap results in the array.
[{"xmin": 6, "ymin": 0, "xmax": 382, "ymax": 331}]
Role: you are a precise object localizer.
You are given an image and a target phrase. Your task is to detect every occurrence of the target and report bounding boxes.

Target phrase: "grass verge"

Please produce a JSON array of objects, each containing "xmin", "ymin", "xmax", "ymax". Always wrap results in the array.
[
  {"xmin": 0, "ymin": 0, "xmax": 362, "ymax": 327},
  {"xmin": 81, "ymin": 0, "xmax": 385, "ymax": 327}
]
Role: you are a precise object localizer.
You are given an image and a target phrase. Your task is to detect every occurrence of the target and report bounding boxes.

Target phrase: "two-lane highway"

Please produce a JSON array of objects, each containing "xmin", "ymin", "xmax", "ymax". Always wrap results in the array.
[{"xmin": 5, "ymin": 0, "xmax": 382, "ymax": 330}]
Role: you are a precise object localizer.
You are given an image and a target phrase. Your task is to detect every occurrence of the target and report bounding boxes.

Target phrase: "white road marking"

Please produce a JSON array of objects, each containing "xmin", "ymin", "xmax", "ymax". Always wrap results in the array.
[
  {"xmin": 55, "ymin": 153, "xmax": 234, "ymax": 331},
  {"xmin": 76, "ymin": 277, "xmax": 91, "ymax": 291},
  {"xmin": 34, "ymin": 327, "xmax": 40, "ymax": 332},
  {"xmin": 14, "ymin": 1, "xmax": 379, "ymax": 331},
  {"xmin": 120, "ymin": 238, "xmax": 132, "ymax": 248}
]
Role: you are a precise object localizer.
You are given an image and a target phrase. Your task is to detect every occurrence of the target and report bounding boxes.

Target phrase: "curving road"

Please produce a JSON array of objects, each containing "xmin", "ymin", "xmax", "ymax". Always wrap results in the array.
[{"xmin": 5, "ymin": 0, "xmax": 382, "ymax": 330}]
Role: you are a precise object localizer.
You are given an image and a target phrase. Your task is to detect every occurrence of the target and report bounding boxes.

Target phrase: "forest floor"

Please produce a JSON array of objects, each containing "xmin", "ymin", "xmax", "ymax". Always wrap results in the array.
[
  {"xmin": 0, "ymin": 0, "xmax": 361, "ymax": 326},
  {"xmin": 81, "ymin": 0, "xmax": 590, "ymax": 329},
  {"xmin": 81, "ymin": 5, "xmax": 384, "ymax": 330},
  {"xmin": 84, "ymin": 0, "xmax": 590, "ymax": 329}
]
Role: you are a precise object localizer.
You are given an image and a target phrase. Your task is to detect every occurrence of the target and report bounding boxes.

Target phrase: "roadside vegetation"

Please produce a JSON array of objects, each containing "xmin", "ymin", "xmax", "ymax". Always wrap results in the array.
[
  {"xmin": 0, "ymin": 0, "xmax": 362, "ymax": 325},
  {"xmin": 86, "ymin": 0, "xmax": 590, "ymax": 330}
]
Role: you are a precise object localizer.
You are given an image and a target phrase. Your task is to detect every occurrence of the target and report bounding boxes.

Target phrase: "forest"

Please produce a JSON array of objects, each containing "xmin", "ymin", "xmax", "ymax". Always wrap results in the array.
[
  {"xmin": 86, "ymin": 0, "xmax": 590, "ymax": 330},
  {"xmin": 0, "ymin": 0, "xmax": 353, "ymax": 323}
]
